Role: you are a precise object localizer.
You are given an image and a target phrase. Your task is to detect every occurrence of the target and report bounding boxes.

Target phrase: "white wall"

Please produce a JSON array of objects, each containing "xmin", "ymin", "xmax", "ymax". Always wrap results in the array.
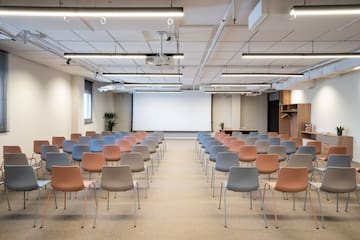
[
  {"xmin": 0, "ymin": 54, "xmax": 72, "ymax": 156},
  {"xmin": 291, "ymin": 71, "xmax": 360, "ymax": 162},
  {"xmin": 240, "ymin": 94, "xmax": 268, "ymax": 134}
]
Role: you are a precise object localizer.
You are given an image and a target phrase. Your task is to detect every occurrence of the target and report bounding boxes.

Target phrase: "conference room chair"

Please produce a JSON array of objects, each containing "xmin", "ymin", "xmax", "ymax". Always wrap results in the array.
[
  {"xmin": 262, "ymin": 167, "xmax": 318, "ymax": 229},
  {"xmin": 101, "ymin": 131, "xmax": 112, "ymax": 136},
  {"xmin": 289, "ymin": 137, "xmax": 302, "ymax": 149},
  {"xmin": 228, "ymin": 139, "xmax": 245, "ymax": 153},
  {"xmin": 267, "ymin": 132, "xmax": 278, "ymax": 137},
  {"xmin": 308, "ymin": 167, "xmax": 357, "ymax": 228},
  {"xmin": 206, "ymin": 145, "xmax": 229, "ymax": 179},
  {"xmin": 40, "ymin": 166, "xmax": 97, "ymax": 229},
  {"xmin": 120, "ymin": 152, "xmax": 149, "ymax": 198},
  {"xmin": 249, "ymin": 132, "xmax": 259, "ymax": 137},
  {"xmin": 238, "ymin": 145, "xmax": 258, "ymax": 166},
  {"xmin": 211, "ymin": 152, "xmax": 239, "ymax": 198},
  {"xmin": 102, "ymin": 145, "xmax": 121, "ymax": 165},
  {"xmin": 131, "ymin": 145, "xmax": 152, "ymax": 175},
  {"xmin": 268, "ymin": 145, "xmax": 287, "ymax": 163},
  {"xmin": 287, "ymin": 154, "xmax": 314, "ymax": 181},
  {"xmin": 116, "ymin": 139, "xmax": 132, "ymax": 153},
  {"xmin": 71, "ymin": 144, "xmax": 90, "ymax": 165},
  {"xmin": 257, "ymin": 134, "xmax": 269, "ymax": 140},
  {"xmin": 196, "ymin": 132, "xmax": 209, "ymax": 150},
  {"xmin": 70, "ymin": 133, "xmax": 81, "ymax": 141},
  {"xmin": 112, "ymin": 132, "xmax": 124, "ymax": 140},
  {"xmin": 255, "ymin": 154, "xmax": 279, "ymax": 182},
  {"xmin": 306, "ymin": 141, "xmax": 322, "ymax": 155},
  {"xmin": 4, "ymin": 153, "xmax": 41, "ymax": 176},
  {"xmin": 255, "ymin": 140, "xmax": 270, "ymax": 154},
  {"xmin": 51, "ymin": 136, "xmax": 65, "ymax": 149},
  {"xmin": 245, "ymin": 136, "xmax": 258, "ymax": 145},
  {"xmin": 4, "ymin": 165, "xmax": 50, "ymax": 227},
  {"xmin": 219, "ymin": 166, "xmax": 261, "ymax": 228},
  {"xmin": 3, "ymin": 145, "xmax": 37, "ymax": 168},
  {"xmin": 223, "ymin": 136, "xmax": 236, "ymax": 148},
  {"xmin": 278, "ymin": 133, "xmax": 289, "ymax": 141},
  {"xmin": 296, "ymin": 146, "xmax": 317, "ymax": 162},
  {"xmin": 141, "ymin": 139, "xmax": 160, "ymax": 170},
  {"xmin": 90, "ymin": 139, "xmax": 105, "ymax": 152},
  {"xmin": 317, "ymin": 146, "xmax": 347, "ymax": 165},
  {"xmin": 197, "ymin": 135, "xmax": 213, "ymax": 161},
  {"xmin": 82, "ymin": 152, "xmax": 105, "ymax": 180},
  {"xmin": 100, "ymin": 166, "xmax": 139, "ymax": 227},
  {"xmin": 313, "ymin": 154, "xmax": 352, "ymax": 177},
  {"xmin": 268, "ymin": 137, "xmax": 281, "ymax": 146},
  {"xmin": 103, "ymin": 135, "xmax": 116, "ymax": 145},
  {"xmin": 203, "ymin": 139, "xmax": 222, "ymax": 167},
  {"xmin": 154, "ymin": 131, "xmax": 166, "ymax": 151},
  {"xmin": 281, "ymin": 140, "xmax": 297, "ymax": 159},
  {"xmin": 79, "ymin": 136, "xmax": 91, "ymax": 145},
  {"xmin": 33, "ymin": 140, "xmax": 50, "ymax": 166},
  {"xmin": 40, "ymin": 145, "xmax": 60, "ymax": 163},
  {"xmin": 91, "ymin": 133, "xmax": 103, "ymax": 140},
  {"xmin": 62, "ymin": 139, "xmax": 78, "ymax": 155},
  {"xmin": 85, "ymin": 131, "xmax": 96, "ymax": 137},
  {"xmin": 45, "ymin": 152, "xmax": 70, "ymax": 173}
]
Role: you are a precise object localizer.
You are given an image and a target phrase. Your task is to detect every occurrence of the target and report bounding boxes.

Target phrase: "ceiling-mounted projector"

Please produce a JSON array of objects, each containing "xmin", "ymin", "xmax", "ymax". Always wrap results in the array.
[{"xmin": 146, "ymin": 55, "xmax": 174, "ymax": 67}]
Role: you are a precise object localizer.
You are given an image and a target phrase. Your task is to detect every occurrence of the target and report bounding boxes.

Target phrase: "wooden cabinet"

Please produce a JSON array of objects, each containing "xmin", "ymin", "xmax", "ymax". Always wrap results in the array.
[
  {"xmin": 279, "ymin": 103, "xmax": 311, "ymax": 138},
  {"xmin": 300, "ymin": 131, "xmax": 353, "ymax": 158}
]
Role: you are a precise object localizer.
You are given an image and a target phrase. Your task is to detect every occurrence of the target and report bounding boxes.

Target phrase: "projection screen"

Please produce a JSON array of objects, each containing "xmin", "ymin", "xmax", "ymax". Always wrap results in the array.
[{"xmin": 132, "ymin": 92, "xmax": 212, "ymax": 131}]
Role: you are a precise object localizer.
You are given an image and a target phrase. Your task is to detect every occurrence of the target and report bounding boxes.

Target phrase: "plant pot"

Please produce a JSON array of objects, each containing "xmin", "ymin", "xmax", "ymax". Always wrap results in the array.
[{"xmin": 337, "ymin": 131, "xmax": 343, "ymax": 136}]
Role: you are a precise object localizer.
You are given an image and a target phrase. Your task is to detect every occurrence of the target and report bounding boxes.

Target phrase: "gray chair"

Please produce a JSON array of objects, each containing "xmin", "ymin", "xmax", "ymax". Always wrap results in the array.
[
  {"xmin": 314, "ymin": 154, "xmax": 352, "ymax": 176},
  {"xmin": 296, "ymin": 146, "xmax": 317, "ymax": 162},
  {"xmin": 131, "ymin": 145, "xmax": 152, "ymax": 175},
  {"xmin": 309, "ymin": 167, "xmax": 357, "ymax": 228},
  {"xmin": 120, "ymin": 152, "xmax": 149, "ymax": 198},
  {"xmin": 63, "ymin": 140, "xmax": 78, "ymax": 154},
  {"xmin": 4, "ymin": 165, "xmax": 50, "ymax": 227},
  {"xmin": 211, "ymin": 152, "xmax": 239, "ymax": 197},
  {"xmin": 100, "ymin": 166, "xmax": 139, "ymax": 227},
  {"xmin": 71, "ymin": 144, "xmax": 90, "ymax": 164},
  {"xmin": 268, "ymin": 145, "xmax": 287, "ymax": 162},
  {"xmin": 219, "ymin": 166, "xmax": 261, "ymax": 227},
  {"xmin": 40, "ymin": 145, "xmax": 59, "ymax": 162},
  {"xmin": 245, "ymin": 137, "xmax": 258, "ymax": 145},
  {"xmin": 281, "ymin": 141, "xmax": 297, "ymax": 156},
  {"xmin": 91, "ymin": 133, "xmax": 103, "ymax": 139},
  {"xmin": 206, "ymin": 145, "xmax": 229, "ymax": 178},
  {"xmin": 45, "ymin": 152, "xmax": 70, "ymax": 172},
  {"xmin": 268, "ymin": 137, "xmax": 281, "ymax": 146},
  {"xmin": 287, "ymin": 154, "xmax": 313, "ymax": 173},
  {"xmin": 257, "ymin": 134, "xmax": 269, "ymax": 140},
  {"xmin": 255, "ymin": 140, "xmax": 269, "ymax": 154}
]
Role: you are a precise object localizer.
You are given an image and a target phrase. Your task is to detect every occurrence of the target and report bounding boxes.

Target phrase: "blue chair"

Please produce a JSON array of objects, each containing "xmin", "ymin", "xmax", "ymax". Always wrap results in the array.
[
  {"xmin": 90, "ymin": 139, "xmax": 105, "ymax": 152},
  {"xmin": 79, "ymin": 136, "xmax": 91, "ymax": 145},
  {"xmin": 268, "ymin": 137, "xmax": 281, "ymax": 146},
  {"xmin": 257, "ymin": 134, "xmax": 269, "ymax": 140},
  {"xmin": 72, "ymin": 144, "xmax": 90, "ymax": 164},
  {"xmin": 63, "ymin": 140, "xmax": 78, "ymax": 154},
  {"xmin": 103, "ymin": 135, "xmax": 116, "ymax": 145}
]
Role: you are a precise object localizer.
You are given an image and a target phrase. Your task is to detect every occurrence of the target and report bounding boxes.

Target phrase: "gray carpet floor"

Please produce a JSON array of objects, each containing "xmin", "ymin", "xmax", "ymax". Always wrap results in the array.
[{"xmin": 0, "ymin": 139, "xmax": 359, "ymax": 240}]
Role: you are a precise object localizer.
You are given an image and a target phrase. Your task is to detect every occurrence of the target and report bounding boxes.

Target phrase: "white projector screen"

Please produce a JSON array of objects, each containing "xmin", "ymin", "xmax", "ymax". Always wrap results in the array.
[{"xmin": 132, "ymin": 92, "xmax": 212, "ymax": 131}]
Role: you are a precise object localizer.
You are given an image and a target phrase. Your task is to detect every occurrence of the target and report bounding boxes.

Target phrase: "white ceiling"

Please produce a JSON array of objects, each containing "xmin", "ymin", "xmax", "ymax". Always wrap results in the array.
[{"xmin": 0, "ymin": 0, "xmax": 360, "ymax": 90}]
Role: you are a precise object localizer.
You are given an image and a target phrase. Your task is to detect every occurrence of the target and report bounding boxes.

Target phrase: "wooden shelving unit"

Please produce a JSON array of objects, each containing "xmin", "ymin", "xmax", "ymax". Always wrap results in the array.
[{"xmin": 279, "ymin": 103, "xmax": 311, "ymax": 138}]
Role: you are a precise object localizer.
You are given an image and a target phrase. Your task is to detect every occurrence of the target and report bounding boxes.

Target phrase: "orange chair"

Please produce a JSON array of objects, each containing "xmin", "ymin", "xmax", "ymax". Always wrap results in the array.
[
  {"xmin": 85, "ymin": 131, "xmax": 96, "ymax": 137},
  {"xmin": 33, "ymin": 140, "xmax": 50, "ymax": 166},
  {"xmin": 228, "ymin": 140, "xmax": 245, "ymax": 153},
  {"xmin": 124, "ymin": 136, "xmax": 137, "ymax": 146},
  {"xmin": 82, "ymin": 152, "xmax": 105, "ymax": 180},
  {"xmin": 223, "ymin": 136, "xmax": 236, "ymax": 148},
  {"xmin": 41, "ymin": 166, "xmax": 97, "ymax": 229},
  {"xmin": 267, "ymin": 132, "xmax": 278, "ymax": 137},
  {"xmin": 317, "ymin": 146, "xmax": 347, "ymax": 163},
  {"xmin": 70, "ymin": 133, "xmax": 82, "ymax": 141},
  {"xmin": 116, "ymin": 139, "xmax": 132, "ymax": 153},
  {"xmin": 262, "ymin": 167, "xmax": 318, "ymax": 229},
  {"xmin": 255, "ymin": 154, "xmax": 279, "ymax": 181},
  {"xmin": 238, "ymin": 145, "xmax": 258, "ymax": 165},
  {"xmin": 52, "ymin": 136, "xmax": 65, "ymax": 149},
  {"xmin": 102, "ymin": 145, "xmax": 121, "ymax": 165},
  {"xmin": 306, "ymin": 141, "xmax": 322, "ymax": 155}
]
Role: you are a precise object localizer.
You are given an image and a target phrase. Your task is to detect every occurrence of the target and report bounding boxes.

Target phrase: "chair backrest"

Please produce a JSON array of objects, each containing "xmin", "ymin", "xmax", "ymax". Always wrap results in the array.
[
  {"xmin": 103, "ymin": 135, "xmax": 116, "ymax": 145},
  {"xmin": 255, "ymin": 154, "xmax": 279, "ymax": 174},
  {"xmin": 296, "ymin": 146, "xmax": 316, "ymax": 161},
  {"xmin": 287, "ymin": 154, "xmax": 313, "ymax": 172},
  {"xmin": 249, "ymin": 132, "xmax": 259, "ymax": 137},
  {"xmin": 40, "ymin": 145, "xmax": 59, "ymax": 161},
  {"xmin": 228, "ymin": 140, "xmax": 245, "ymax": 153},
  {"xmin": 131, "ymin": 145, "xmax": 150, "ymax": 161},
  {"xmin": 205, "ymin": 139, "xmax": 221, "ymax": 152},
  {"xmin": 268, "ymin": 145, "xmax": 287, "ymax": 161},
  {"xmin": 141, "ymin": 140, "xmax": 157, "ymax": 152},
  {"xmin": 102, "ymin": 145, "xmax": 121, "ymax": 161},
  {"xmin": 100, "ymin": 166, "xmax": 134, "ymax": 191},
  {"xmin": 223, "ymin": 136, "xmax": 236, "ymax": 147},
  {"xmin": 325, "ymin": 146, "xmax": 347, "ymax": 161},
  {"xmin": 257, "ymin": 134, "xmax": 269, "ymax": 140},
  {"xmin": 267, "ymin": 132, "xmax": 278, "ymax": 137},
  {"xmin": 275, "ymin": 167, "xmax": 308, "ymax": 192},
  {"xmin": 255, "ymin": 140, "xmax": 269, "ymax": 154},
  {"xmin": 51, "ymin": 166, "xmax": 85, "ymax": 191},
  {"xmin": 238, "ymin": 145, "xmax": 258, "ymax": 162},
  {"xmin": 281, "ymin": 140, "xmax": 297, "ymax": 155},
  {"xmin": 116, "ymin": 139, "xmax": 132, "ymax": 153},
  {"xmin": 85, "ymin": 131, "xmax": 96, "ymax": 137},
  {"xmin": 326, "ymin": 154, "xmax": 352, "ymax": 168},
  {"xmin": 209, "ymin": 145, "xmax": 229, "ymax": 161},
  {"xmin": 3, "ymin": 145, "xmax": 22, "ymax": 155},
  {"xmin": 215, "ymin": 152, "xmax": 239, "ymax": 172},
  {"xmin": 70, "ymin": 133, "xmax": 82, "ymax": 140},
  {"xmin": 320, "ymin": 167, "xmax": 356, "ymax": 193},
  {"xmin": 52, "ymin": 136, "xmax": 65, "ymax": 149},
  {"xmin": 226, "ymin": 167, "xmax": 260, "ymax": 192},
  {"xmin": 45, "ymin": 152, "xmax": 70, "ymax": 172},
  {"xmin": 101, "ymin": 131, "xmax": 112, "ymax": 136},
  {"xmin": 4, "ymin": 165, "xmax": 39, "ymax": 190},
  {"xmin": 289, "ymin": 137, "xmax": 302, "ymax": 149},
  {"xmin": 33, "ymin": 140, "xmax": 50, "ymax": 154},
  {"xmin": 91, "ymin": 133, "xmax": 103, "ymax": 140},
  {"xmin": 124, "ymin": 136, "xmax": 137, "ymax": 146},
  {"xmin": 79, "ymin": 136, "xmax": 91, "ymax": 145},
  {"xmin": 4, "ymin": 153, "xmax": 28, "ymax": 166},
  {"xmin": 306, "ymin": 141, "xmax": 322, "ymax": 154},
  {"xmin": 268, "ymin": 137, "xmax": 281, "ymax": 146},
  {"xmin": 72, "ymin": 144, "xmax": 90, "ymax": 161},
  {"xmin": 90, "ymin": 139, "xmax": 105, "ymax": 152},
  {"xmin": 82, "ymin": 152, "xmax": 105, "ymax": 172},
  {"xmin": 63, "ymin": 140, "xmax": 78, "ymax": 154},
  {"xmin": 120, "ymin": 152, "xmax": 144, "ymax": 172},
  {"xmin": 245, "ymin": 137, "xmax": 258, "ymax": 145}
]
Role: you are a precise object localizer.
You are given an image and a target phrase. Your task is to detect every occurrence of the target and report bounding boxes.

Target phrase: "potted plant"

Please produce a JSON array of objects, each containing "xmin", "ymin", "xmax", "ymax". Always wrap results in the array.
[
  {"xmin": 104, "ymin": 112, "xmax": 117, "ymax": 132},
  {"xmin": 219, "ymin": 122, "xmax": 224, "ymax": 131},
  {"xmin": 336, "ymin": 126, "xmax": 344, "ymax": 136}
]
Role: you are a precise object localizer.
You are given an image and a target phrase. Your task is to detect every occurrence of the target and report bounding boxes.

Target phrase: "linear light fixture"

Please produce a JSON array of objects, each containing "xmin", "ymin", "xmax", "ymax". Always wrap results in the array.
[
  {"xmin": 354, "ymin": 66, "xmax": 360, "ymax": 70},
  {"xmin": 103, "ymin": 73, "xmax": 183, "ymax": 78},
  {"xmin": 123, "ymin": 83, "xmax": 183, "ymax": 87},
  {"xmin": 64, "ymin": 53, "xmax": 184, "ymax": 59},
  {"xmin": 210, "ymin": 83, "xmax": 271, "ymax": 88},
  {"xmin": 242, "ymin": 53, "xmax": 360, "ymax": 59},
  {"xmin": 0, "ymin": 6, "xmax": 184, "ymax": 17},
  {"xmin": 221, "ymin": 73, "xmax": 303, "ymax": 78},
  {"xmin": 290, "ymin": 5, "xmax": 360, "ymax": 16}
]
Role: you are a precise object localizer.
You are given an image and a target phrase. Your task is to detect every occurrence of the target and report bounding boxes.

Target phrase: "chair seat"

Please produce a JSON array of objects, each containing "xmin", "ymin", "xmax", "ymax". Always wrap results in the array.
[
  {"xmin": 52, "ymin": 183, "xmax": 84, "ymax": 192},
  {"xmin": 37, "ymin": 180, "xmax": 51, "ymax": 188},
  {"xmin": 101, "ymin": 181, "xmax": 135, "ymax": 191}
]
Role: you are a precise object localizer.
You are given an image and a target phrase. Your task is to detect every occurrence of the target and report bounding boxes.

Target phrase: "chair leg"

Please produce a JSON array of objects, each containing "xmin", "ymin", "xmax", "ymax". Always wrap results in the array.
[
  {"xmin": 336, "ymin": 193, "xmax": 339, "ymax": 212},
  {"xmin": 33, "ymin": 188, "xmax": 42, "ymax": 228},
  {"xmin": 271, "ymin": 189, "xmax": 278, "ymax": 228},
  {"xmin": 136, "ymin": 182, "xmax": 140, "ymax": 210},
  {"xmin": 133, "ymin": 188, "xmax": 137, "ymax": 228},
  {"xmin": 81, "ymin": 189, "xmax": 88, "ymax": 229},
  {"xmin": 262, "ymin": 184, "xmax": 268, "ymax": 228},
  {"xmin": 224, "ymin": 188, "xmax": 227, "ymax": 228},
  {"xmin": 107, "ymin": 191, "xmax": 110, "ymax": 211},
  {"xmin": 40, "ymin": 190, "xmax": 53, "ymax": 228},
  {"xmin": 345, "ymin": 192, "xmax": 351, "ymax": 212},
  {"xmin": 92, "ymin": 182, "xmax": 98, "ymax": 229},
  {"xmin": 307, "ymin": 189, "xmax": 319, "ymax": 229},
  {"xmin": 5, "ymin": 189, "xmax": 11, "ymax": 211},
  {"xmin": 218, "ymin": 182, "xmax": 223, "ymax": 210},
  {"xmin": 23, "ymin": 191, "xmax": 26, "ymax": 209}
]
